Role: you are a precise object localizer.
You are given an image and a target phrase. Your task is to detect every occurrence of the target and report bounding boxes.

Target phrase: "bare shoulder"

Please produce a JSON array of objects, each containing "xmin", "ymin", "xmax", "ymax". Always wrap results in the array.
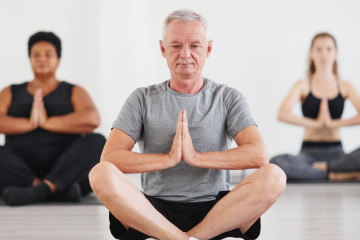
[
  {"xmin": 0, "ymin": 86, "xmax": 12, "ymax": 113},
  {"xmin": 339, "ymin": 79, "xmax": 358, "ymax": 98},
  {"xmin": 0, "ymin": 85, "xmax": 11, "ymax": 95},
  {"xmin": 294, "ymin": 78, "xmax": 308, "ymax": 88},
  {"xmin": 292, "ymin": 78, "xmax": 309, "ymax": 96},
  {"xmin": 71, "ymin": 85, "xmax": 93, "ymax": 101},
  {"xmin": 0, "ymin": 86, "xmax": 12, "ymax": 100},
  {"xmin": 71, "ymin": 85, "xmax": 96, "ymax": 110},
  {"xmin": 72, "ymin": 85, "xmax": 89, "ymax": 96},
  {"xmin": 339, "ymin": 79, "xmax": 356, "ymax": 89}
]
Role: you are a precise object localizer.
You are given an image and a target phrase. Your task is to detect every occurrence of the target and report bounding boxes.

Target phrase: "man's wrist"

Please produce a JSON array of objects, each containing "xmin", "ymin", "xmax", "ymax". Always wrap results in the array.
[
  {"xmin": 165, "ymin": 153, "xmax": 179, "ymax": 168},
  {"xmin": 190, "ymin": 152, "xmax": 201, "ymax": 167}
]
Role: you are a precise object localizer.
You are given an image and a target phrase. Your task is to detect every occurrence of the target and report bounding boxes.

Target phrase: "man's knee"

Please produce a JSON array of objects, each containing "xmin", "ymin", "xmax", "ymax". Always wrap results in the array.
[
  {"xmin": 258, "ymin": 164, "xmax": 287, "ymax": 200},
  {"xmin": 89, "ymin": 161, "xmax": 123, "ymax": 198}
]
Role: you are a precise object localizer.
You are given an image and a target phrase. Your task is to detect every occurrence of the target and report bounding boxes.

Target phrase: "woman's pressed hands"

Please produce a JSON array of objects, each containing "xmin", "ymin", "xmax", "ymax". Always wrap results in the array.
[
  {"xmin": 317, "ymin": 98, "xmax": 339, "ymax": 129},
  {"xmin": 29, "ymin": 89, "xmax": 49, "ymax": 130}
]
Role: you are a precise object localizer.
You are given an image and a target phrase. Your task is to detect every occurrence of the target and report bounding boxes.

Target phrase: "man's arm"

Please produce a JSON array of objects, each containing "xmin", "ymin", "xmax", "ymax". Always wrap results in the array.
[
  {"xmin": 182, "ymin": 110, "xmax": 268, "ymax": 170},
  {"xmin": 101, "ymin": 111, "xmax": 184, "ymax": 173}
]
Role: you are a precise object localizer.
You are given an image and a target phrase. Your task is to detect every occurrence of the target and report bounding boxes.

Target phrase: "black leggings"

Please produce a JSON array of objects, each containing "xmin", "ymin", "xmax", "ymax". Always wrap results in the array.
[{"xmin": 0, "ymin": 133, "xmax": 105, "ymax": 195}]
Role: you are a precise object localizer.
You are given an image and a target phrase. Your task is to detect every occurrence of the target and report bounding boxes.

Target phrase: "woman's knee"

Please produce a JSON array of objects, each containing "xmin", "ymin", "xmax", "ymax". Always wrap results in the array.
[{"xmin": 269, "ymin": 154, "xmax": 289, "ymax": 165}]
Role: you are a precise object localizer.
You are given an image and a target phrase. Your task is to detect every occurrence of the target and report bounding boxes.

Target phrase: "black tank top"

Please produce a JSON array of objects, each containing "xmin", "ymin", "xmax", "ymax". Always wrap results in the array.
[
  {"xmin": 5, "ymin": 81, "xmax": 80, "ymax": 161},
  {"xmin": 301, "ymin": 79, "xmax": 344, "ymax": 119}
]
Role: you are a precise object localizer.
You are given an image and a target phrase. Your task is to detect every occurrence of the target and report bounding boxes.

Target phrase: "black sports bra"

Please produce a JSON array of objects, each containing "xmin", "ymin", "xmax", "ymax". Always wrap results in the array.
[{"xmin": 301, "ymin": 79, "xmax": 344, "ymax": 119}]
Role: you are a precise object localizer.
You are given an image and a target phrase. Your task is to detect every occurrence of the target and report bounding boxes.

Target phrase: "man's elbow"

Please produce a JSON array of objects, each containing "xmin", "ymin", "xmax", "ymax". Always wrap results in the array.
[
  {"xmin": 99, "ymin": 152, "xmax": 119, "ymax": 168},
  {"xmin": 99, "ymin": 153, "xmax": 109, "ymax": 163},
  {"xmin": 252, "ymin": 148, "xmax": 268, "ymax": 168}
]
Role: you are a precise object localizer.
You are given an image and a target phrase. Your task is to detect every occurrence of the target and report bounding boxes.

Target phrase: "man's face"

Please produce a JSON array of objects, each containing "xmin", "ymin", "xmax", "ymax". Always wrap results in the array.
[{"xmin": 160, "ymin": 21, "xmax": 212, "ymax": 80}]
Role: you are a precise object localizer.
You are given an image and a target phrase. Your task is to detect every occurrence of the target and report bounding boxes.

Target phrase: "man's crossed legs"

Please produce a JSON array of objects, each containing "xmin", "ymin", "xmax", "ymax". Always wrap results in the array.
[{"xmin": 89, "ymin": 163, "xmax": 286, "ymax": 240}]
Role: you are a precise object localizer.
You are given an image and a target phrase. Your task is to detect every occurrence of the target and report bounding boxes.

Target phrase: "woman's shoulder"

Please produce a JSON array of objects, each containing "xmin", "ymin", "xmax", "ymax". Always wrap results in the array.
[
  {"xmin": 66, "ymin": 83, "xmax": 94, "ymax": 103},
  {"xmin": 59, "ymin": 81, "xmax": 85, "ymax": 95},
  {"xmin": 294, "ymin": 78, "xmax": 308, "ymax": 87},
  {"xmin": 0, "ymin": 85, "xmax": 15, "ymax": 111},
  {"xmin": 0, "ymin": 85, "xmax": 12, "ymax": 98},
  {"xmin": 339, "ymin": 79, "xmax": 354, "ymax": 88},
  {"xmin": 59, "ymin": 81, "xmax": 75, "ymax": 89},
  {"xmin": 339, "ymin": 79, "xmax": 357, "ymax": 97},
  {"xmin": 3, "ymin": 82, "xmax": 28, "ymax": 96},
  {"xmin": 9, "ymin": 81, "xmax": 28, "ymax": 90},
  {"xmin": 291, "ymin": 78, "xmax": 309, "ymax": 96}
]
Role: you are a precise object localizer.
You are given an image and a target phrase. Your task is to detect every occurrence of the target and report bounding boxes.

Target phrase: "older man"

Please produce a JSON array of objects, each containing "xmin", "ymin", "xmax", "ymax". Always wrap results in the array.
[{"xmin": 89, "ymin": 9, "xmax": 286, "ymax": 240}]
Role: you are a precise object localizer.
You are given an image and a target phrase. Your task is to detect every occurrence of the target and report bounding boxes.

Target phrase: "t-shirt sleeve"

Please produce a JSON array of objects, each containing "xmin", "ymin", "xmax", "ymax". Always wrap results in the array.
[
  {"xmin": 223, "ymin": 88, "xmax": 257, "ymax": 138},
  {"xmin": 112, "ymin": 88, "xmax": 145, "ymax": 142}
]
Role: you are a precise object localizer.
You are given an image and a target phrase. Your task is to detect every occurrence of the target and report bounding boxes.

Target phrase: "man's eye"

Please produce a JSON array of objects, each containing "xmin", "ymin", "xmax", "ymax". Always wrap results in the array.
[
  {"xmin": 191, "ymin": 45, "xmax": 200, "ymax": 48},
  {"xmin": 171, "ymin": 45, "xmax": 180, "ymax": 48}
]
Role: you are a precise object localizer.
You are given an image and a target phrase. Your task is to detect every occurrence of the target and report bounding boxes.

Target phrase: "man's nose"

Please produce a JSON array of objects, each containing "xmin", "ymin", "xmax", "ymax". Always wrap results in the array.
[{"xmin": 179, "ymin": 46, "xmax": 191, "ymax": 59}]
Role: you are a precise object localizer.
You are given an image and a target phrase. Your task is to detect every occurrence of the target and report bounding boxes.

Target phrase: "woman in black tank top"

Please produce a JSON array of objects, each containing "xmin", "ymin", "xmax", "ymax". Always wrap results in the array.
[
  {"xmin": 0, "ymin": 31, "xmax": 105, "ymax": 206},
  {"xmin": 270, "ymin": 32, "xmax": 360, "ymax": 181}
]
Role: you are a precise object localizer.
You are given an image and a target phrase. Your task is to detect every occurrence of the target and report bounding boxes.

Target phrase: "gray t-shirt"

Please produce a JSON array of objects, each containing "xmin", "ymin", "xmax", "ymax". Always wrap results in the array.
[{"xmin": 112, "ymin": 78, "xmax": 256, "ymax": 202}]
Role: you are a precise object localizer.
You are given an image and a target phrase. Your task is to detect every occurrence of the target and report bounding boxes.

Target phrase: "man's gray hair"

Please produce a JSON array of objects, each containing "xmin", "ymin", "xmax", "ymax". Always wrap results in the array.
[{"xmin": 162, "ymin": 9, "xmax": 210, "ymax": 40}]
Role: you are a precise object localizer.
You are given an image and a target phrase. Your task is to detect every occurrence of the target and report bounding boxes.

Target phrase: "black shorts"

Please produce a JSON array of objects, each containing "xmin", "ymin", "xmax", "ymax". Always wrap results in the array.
[{"xmin": 109, "ymin": 191, "xmax": 261, "ymax": 240}]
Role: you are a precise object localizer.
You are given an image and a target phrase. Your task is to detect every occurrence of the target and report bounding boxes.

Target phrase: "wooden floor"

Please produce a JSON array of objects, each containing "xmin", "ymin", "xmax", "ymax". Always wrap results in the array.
[
  {"xmin": 259, "ymin": 183, "xmax": 360, "ymax": 240},
  {"xmin": 1, "ymin": 182, "xmax": 359, "ymax": 240}
]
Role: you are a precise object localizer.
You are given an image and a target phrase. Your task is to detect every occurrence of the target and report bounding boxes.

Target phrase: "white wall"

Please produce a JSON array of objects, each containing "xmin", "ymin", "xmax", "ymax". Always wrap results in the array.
[{"xmin": 1, "ymin": 0, "xmax": 360, "ymax": 157}]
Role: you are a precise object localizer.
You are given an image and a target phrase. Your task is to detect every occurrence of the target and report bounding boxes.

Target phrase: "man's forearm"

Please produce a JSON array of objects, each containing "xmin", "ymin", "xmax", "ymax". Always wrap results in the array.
[
  {"xmin": 101, "ymin": 150, "xmax": 177, "ymax": 174},
  {"xmin": 192, "ymin": 144, "xmax": 268, "ymax": 170}
]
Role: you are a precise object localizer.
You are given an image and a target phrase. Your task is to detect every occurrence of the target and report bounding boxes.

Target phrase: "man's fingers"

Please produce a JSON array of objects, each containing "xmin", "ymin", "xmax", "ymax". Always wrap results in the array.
[
  {"xmin": 168, "ymin": 111, "xmax": 184, "ymax": 164},
  {"xmin": 182, "ymin": 110, "xmax": 189, "ymax": 136},
  {"xmin": 176, "ymin": 110, "xmax": 183, "ymax": 137}
]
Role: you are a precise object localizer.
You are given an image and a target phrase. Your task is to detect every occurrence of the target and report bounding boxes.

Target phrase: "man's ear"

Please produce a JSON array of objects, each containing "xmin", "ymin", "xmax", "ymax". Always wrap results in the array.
[
  {"xmin": 206, "ymin": 40, "xmax": 213, "ymax": 58},
  {"xmin": 159, "ymin": 40, "xmax": 166, "ymax": 57}
]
